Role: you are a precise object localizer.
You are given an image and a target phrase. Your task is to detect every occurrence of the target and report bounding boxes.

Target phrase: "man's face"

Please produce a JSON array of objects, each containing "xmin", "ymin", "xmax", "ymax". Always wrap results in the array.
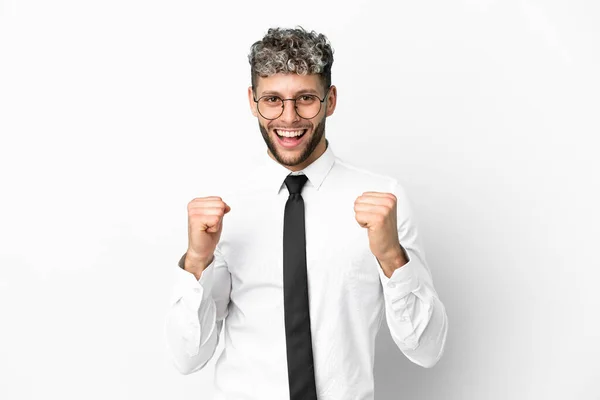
[{"xmin": 248, "ymin": 73, "xmax": 337, "ymax": 170}]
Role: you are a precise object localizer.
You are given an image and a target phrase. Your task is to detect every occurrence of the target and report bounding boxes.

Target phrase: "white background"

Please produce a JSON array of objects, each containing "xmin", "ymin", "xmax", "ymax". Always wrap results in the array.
[{"xmin": 1, "ymin": 0, "xmax": 599, "ymax": 399}]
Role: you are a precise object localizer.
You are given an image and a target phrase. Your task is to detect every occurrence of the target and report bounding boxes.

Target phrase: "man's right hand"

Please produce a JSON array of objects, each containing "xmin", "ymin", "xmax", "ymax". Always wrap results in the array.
[{"xmin": 185, "ymin": 196, "xmax": 231, "ymax": 277}]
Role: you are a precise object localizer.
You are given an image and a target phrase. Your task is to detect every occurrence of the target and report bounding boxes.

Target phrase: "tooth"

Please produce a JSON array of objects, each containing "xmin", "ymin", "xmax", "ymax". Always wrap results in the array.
[
  {"xmin": 287, "ymin": 130, "xmax": 302, "ymax": 137},
  {"xmin": 277, "ymin": 129, "xmax": 303, "ymax": 137}
]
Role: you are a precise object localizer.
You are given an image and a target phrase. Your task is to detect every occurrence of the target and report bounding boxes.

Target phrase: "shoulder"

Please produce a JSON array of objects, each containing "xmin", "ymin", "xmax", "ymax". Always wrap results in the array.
[{"xmin": 332, "ymin": 156, "xmax": 405, "ymax": 194}]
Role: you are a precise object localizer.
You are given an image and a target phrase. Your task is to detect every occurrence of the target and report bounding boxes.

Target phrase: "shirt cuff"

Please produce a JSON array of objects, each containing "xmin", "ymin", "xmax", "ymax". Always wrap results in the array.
[
  {"xmin": 377, "ymin": 248, "xmax": 420, "ymax": 298},
  {"xmin": 170, "ymin": 252, "xmax": 217, "ymax": 306}
]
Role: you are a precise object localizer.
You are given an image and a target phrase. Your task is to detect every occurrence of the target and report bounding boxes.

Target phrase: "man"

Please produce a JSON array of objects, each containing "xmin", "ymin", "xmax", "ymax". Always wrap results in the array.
[{"xmin": 165, "ymin": 27, "xmax": 448, "ymax": 400}]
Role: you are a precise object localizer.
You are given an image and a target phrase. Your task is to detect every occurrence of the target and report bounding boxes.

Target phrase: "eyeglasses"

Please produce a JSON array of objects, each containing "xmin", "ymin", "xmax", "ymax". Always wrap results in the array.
[{"xmin": 253, "ymin": 86, "xmax": 331, "ymax": 120}]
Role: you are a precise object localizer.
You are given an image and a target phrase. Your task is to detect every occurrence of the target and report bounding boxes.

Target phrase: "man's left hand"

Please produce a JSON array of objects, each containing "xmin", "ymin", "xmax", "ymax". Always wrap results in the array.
[{"xmin": 354, "ymin": 191, "xmax": 406, "ymax": 271}]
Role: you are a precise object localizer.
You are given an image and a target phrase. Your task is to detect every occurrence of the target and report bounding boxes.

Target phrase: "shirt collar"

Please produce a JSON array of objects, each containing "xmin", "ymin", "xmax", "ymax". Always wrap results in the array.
[{"xmin": 261, "ymin": 138, "xmax": 336, "ymax": 195}]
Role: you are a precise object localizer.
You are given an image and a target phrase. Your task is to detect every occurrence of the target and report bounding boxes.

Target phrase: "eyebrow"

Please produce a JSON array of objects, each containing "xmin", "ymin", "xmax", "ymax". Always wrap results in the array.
[{"xmin": 260, "ymin": 88, "xmax": 321, "ymax": 97}]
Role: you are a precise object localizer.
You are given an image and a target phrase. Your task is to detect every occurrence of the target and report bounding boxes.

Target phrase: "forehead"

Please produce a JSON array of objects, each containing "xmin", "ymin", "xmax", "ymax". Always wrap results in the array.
[{"xmin": 255, "ymin": 73, "xmax": 323, "ymax": 95}]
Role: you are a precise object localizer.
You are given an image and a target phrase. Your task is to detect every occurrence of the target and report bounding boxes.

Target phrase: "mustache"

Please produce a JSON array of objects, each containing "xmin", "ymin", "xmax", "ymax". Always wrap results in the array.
[{"xmin": 268, "ymin": 123, "xmax": 312, "ymax": 130}]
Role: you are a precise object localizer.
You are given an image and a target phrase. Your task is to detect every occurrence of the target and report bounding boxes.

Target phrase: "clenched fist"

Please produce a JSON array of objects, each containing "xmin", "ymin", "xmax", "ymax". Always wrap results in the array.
[
  {"xmin": 354, "ymin": 191, "xmax": 406, "ymax": 273},
  {"xmin": 185, "ymin": 196, "xmax": 231, "ymax": 276}
]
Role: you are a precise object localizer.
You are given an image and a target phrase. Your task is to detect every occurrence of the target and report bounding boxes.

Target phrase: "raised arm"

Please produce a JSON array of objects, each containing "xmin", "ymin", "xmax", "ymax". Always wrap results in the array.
[
  {"xmin": 164, "ymin": 195, "xmax": 233, "ymax": 374},
  {"xmin": 375, "ymin": 179, "xmax": 448, "ymax": 368}
]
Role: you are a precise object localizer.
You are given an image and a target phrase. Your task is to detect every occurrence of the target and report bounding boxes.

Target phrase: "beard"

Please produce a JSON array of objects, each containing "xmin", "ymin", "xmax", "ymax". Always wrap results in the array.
[{"xmin": 258, "ymin": 116, "xmax": 327, "ymax": 168}]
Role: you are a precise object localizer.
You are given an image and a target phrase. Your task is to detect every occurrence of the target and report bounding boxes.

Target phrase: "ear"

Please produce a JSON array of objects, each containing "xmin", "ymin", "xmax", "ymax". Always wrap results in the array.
[
  {"xmin": 325, "ymin": 85, "xmax": 337, "ymax": 117},
  {"xmin": 248, "ymin": 86, "xmax": 258, "ymax": 117}
]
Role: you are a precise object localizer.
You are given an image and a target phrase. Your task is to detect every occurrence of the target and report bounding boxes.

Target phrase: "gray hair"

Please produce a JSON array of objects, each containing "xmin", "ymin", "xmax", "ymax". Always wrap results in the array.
[{"xmin": 248, "ymin": 26, "xmax": 334, "ymax": 92}]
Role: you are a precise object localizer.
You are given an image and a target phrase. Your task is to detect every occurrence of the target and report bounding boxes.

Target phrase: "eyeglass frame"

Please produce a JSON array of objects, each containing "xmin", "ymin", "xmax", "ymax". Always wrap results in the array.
[{"xmin": 252, "ymin": 85, "xmax": 332, "ymax": 120}]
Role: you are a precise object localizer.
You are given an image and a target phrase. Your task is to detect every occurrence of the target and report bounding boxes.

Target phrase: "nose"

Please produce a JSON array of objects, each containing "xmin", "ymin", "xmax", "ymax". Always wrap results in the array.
[{"xmin": 278, "ymin": 99, "xmax": 300, "ymax": 123}]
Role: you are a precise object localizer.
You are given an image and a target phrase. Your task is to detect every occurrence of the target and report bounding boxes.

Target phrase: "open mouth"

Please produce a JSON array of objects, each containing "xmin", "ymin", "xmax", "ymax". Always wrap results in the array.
[{"xmin": 274, "ymin": 129, "xmax": 308, "ymax": 148}]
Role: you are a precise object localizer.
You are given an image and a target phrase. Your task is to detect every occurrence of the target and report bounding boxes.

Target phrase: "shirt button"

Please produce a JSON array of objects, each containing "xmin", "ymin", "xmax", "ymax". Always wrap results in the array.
[{"xmin": 388, "ymin": 282, "xmax": 397, "ymax": 289}]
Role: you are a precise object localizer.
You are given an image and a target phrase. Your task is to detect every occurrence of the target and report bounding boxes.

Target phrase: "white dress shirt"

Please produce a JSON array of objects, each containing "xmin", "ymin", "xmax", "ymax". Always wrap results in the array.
[{"xmin": 164, "ymin": 139, "xmax": 448, "ymax": 400}]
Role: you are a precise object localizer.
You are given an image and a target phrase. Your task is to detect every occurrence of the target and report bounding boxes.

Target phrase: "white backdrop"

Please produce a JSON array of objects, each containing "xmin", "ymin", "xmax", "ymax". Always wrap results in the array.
[{"xmin": 1, "ymin": 0, "xmax": 599, "ymax": 399}]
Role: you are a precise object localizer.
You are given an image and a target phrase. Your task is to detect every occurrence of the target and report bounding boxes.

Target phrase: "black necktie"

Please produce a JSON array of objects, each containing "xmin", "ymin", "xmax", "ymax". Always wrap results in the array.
[{"xmin": 283, "ymin": 173, "xmax": 318, "ymax": 400}]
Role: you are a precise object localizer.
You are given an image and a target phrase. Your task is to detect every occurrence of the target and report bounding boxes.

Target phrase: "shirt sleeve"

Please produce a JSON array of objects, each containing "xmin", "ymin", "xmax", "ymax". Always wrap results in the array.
[
  {"xmin": 164, "ymin": 243, "xmax": 232, "ymax": 374},
  {"xmin": 376, "ymin": 179, "xmax": 448, "ymax": 368}
]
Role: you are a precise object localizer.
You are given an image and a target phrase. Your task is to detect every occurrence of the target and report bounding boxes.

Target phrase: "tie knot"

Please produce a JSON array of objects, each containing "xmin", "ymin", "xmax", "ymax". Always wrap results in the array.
[{"xmin": 284, "ymin": 173, "xmax": 308, "ymax": 195}]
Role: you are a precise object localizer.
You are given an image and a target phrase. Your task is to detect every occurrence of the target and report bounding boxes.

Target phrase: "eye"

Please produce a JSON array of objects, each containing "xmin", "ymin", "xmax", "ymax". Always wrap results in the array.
[
  {"xmin": 297, "ymin": 95, "xmax": 316, "ymax": 103},
  {"xmin": 264, "ymin": 96, "xmax": 280, "ymax": 103}
]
